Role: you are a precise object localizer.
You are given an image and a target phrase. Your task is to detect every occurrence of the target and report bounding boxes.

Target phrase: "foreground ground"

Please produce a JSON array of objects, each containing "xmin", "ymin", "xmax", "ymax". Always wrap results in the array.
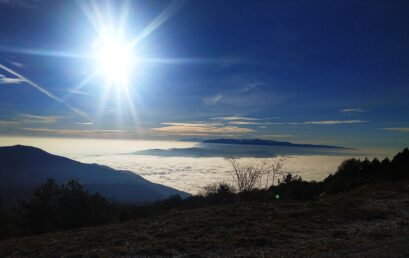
[{"xmin": 1, "ymin": 182, "xmax": 409, "ymax": 257}]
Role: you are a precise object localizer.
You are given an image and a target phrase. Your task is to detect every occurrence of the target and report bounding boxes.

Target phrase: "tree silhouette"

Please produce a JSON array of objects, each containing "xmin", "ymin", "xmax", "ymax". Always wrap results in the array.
[
  {"xmin": 0, "ymin": 195, "xmax": 12, "ymax": 239},
  {"xmin": 18, "ymin": 179, "xmax": 112, "ymax": 234},
  {"xmin": 391, "ymin": 148, "xmax": 409, "ymax": 180}
]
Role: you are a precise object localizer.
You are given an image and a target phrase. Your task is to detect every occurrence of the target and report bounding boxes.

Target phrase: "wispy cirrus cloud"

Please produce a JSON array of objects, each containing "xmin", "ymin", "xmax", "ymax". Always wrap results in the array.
[
  {"xmin": 0, "ymin": 114, "xmax": 61, "ymax": 127},
  {"xmin": 270, "ymin": 120, "xmax": 367, "ymax": 125},
  {"xmin": 339, "ymin": 108, "xmax": 367, "ymax": 114},
  {"xmin": 0, "ymin": 120, "xmax": 19, "ymax": 126},
  {"xmin": 152, "ymin": 122, "xmax": 255, "ymax": 136},
  {"xmin": 228, "ymin": 121, "xmax": 262, "ymax": 125},
  {"xmin": 17, "ymin": 114, "xmax": 61, "ymax": 124},
  {"xmin": 75, "ymin": 122, "xmax": 93, "ymax": 125},
  {"xmin": 201, "ymin": 81, "xmax": 264, "ymax": 106},
  {"xmin": 382, "ymin": 127, "xmax": 409, "ymax": 132},
  {"xmin": 0, "ymin": 74, "xmax": 24, "ymax": 84},
  {"xmin": 202, "ymin": 94, "xmax": 223, "ymax": 105},
  {"xmin": 304, "ymin": 120, "xmax": 367, "ymax": 125},
  {"xmin": 260, "ymin": 134, "xmax": 294, "ymax": 138},
  {"xmin": 211, "ymin": 116, "xmax": 259, "ymax": 121},
  {"xmin": 240, "ymin": 82, "xmax": 264, "ymax": 93},
  {"xmin": 11, "ymin": 61, "xmax": 24, "ymax": 68},
  {"xmin": 65, "ymin": 89, "xmax": 93, "ymax": 96},
  {"xmin": 22, "ymin": 128, "xmax": 129, "ymax": 138}
]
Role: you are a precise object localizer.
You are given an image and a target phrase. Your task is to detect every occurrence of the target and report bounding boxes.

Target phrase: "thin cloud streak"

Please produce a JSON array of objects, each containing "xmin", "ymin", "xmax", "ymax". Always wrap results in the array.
[
  {"xmin": 211, "ymin": 116, "xmax": 259, "ymax": 121},
  {"xmin": 152, "ymin": 122, "xmax": 254, "ymax": 136},
  {"xmin": 11, "ymin": 61, "xmax": 24, "ymax": 68},
  {"xmin": 0, "ymin": 114, "xmax": 61, "ymax": 127},
  {"xmin": 228, "ymin": 121, "xmax": 262, "ymax": 125},
  {"xmin": 75, "ymin": 122, "xmax": 93, "ymax": 125},
  {"xmin": 270, "ymin": 120, "xmax": 368, "ymax": 125},
  {"xmin": 65, "ymin": 89, "xmax": 93, "ymax": 96},
  {"xmin": 340, "ymin": 108, "xmax": 367, "ymax": 113},
  {"xmin": 304, "ymin": 120, "xmax": 367, "ymax": 125},
  {"xmin": 382, "ymin": 127, "xmax": 409, "ymax": 132},
  {"xmin": 17, "ymin": 114, "xmax": 60, "ymax": 124},
  {"xmin": 0, "ymin": 74, "xmax": 24, "ymax": 84},
  {"xmin": 202, "ymin": 94, "xmax": 223, "ymax": 105},
  {"xmin": 260, "ymin": 134, "xmax": 294, "ymax": 138},
  {"xmin": 22, "ymin": 128, "xmax": 129, "ymax": 138},
  {"xmin": 0, "ymin": 64, "xmax": 89, "ymax": 121},
  {"xmin": 0, "ymin": 120, "xmax": 19, "ymax": 126}
]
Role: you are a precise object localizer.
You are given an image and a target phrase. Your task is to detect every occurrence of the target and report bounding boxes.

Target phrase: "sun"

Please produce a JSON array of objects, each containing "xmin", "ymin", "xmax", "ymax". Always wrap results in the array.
[{"xmin": 93, "ymin": 36, "xmax": 135, "ymax": 83}]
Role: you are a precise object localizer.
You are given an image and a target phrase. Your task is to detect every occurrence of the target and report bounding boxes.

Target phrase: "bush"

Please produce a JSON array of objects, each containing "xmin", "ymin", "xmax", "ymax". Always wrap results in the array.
[
  {"xmin": 202, "ymin": 182, "xmax": 235, "ymax": 196},
  {"xmin": 226, "ymin": 157, "xmax": 286, "ymax": 192}
]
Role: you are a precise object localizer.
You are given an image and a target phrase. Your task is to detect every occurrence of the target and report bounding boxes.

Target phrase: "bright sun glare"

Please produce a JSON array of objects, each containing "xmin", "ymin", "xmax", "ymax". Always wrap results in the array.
[{"xmin": 94, "ymin": 36, "xmax": 134, "ymax": 83}]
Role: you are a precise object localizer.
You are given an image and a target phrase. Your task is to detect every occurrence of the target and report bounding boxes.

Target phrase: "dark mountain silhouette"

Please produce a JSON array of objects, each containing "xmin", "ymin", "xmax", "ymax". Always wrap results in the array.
[
  {"xmin": 203, "ymin": 138, "xmax": 347, "ymax": 149},
  {"xmin": 0, "ymin": 145, "xmax": 188, "ymax": 206}
]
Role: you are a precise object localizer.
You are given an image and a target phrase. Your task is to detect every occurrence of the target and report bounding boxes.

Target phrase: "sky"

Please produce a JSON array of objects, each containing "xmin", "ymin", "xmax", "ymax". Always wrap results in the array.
[{"xmin": 0, "ymin": 0, "xmax": 408, "ymax": 149}]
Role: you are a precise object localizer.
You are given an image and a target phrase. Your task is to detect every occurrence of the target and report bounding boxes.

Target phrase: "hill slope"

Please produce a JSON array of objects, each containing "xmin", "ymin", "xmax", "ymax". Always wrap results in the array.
[
  {"xmin": 0, "ymin": 145, "xmax": 188, "ymax": 205},
  {"xmin": 1, "ymin": 182, "xmax": 408, "ymax": 257}
]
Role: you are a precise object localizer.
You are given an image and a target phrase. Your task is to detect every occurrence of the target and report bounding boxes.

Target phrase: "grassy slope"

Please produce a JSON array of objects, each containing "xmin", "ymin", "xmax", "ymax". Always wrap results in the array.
[{"xmin": 1, "ymin": 182, "xmax": 409, "ymax": 257}]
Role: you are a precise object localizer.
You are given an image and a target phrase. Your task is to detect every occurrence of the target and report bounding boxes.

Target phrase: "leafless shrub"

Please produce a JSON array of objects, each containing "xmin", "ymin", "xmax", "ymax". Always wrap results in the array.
[
  {"xmin": 266, "ymin": 157, "xmax": 286, "ymax": 188},
  {"xmin": 225, "ymin": 157, "xmax": 286, "ymax": 192}
]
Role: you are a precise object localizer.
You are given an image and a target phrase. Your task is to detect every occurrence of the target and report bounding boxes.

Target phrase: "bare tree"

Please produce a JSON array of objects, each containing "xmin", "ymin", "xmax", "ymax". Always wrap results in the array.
[
  {"xmin": 226, "ymin": 157, "xmax": 286, "ymax": 192},
  {"xmin": 265, "ymin": 157, "xmax": 286, "ymax": 188}
]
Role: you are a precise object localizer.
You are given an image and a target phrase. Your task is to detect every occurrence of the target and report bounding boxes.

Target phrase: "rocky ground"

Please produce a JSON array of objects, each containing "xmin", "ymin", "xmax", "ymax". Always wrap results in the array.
[{"xmin": 1, "ymin": 182, "xmax": 409, "ymax": 257}]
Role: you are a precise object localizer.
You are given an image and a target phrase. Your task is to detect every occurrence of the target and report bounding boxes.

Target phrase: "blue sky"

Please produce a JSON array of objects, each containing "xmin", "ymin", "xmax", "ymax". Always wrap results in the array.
[{"xmin": 0, "ymin": 0, "xmax": 408, "ymax": 149}]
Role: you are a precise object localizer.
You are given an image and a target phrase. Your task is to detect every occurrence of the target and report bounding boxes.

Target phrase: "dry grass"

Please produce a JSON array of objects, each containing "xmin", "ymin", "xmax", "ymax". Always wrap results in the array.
[{"xmin": 1, "ymin": 182, "xmax": 409, "ymax": 257}]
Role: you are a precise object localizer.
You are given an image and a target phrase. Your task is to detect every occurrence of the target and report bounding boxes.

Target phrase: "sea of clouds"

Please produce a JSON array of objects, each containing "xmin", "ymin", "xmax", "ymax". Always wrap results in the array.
[{"xmin": 0, "ymin": 137, "xmax": 393, "ymax": 194}]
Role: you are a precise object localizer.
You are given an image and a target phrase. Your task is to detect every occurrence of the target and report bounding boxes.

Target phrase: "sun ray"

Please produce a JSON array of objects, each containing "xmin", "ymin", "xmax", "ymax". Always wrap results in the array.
[
  {"xmin": 83, "ymin": 0, "xmax": 104, "ymax": 33},
  {"xmin": 114, "ymin": 84, "xmax": 123, "ymax": 128},
  {"xmin": 0, "ymin": 46, "xmax": 90, "ymax": 59},
  {"xmin": 118, "ymin": 0, "xmax": 131, "ymax": 39},
  {"xmin": 122, "ymin": 83, "xmax": 139, "ymax": 125},
  {"xmin": 128, "ymin": 0, "xmax": 187, "ymax": 48},
  {"xmin": 62, "ymin": 70, "xmax": 99, "ymax": 101},
  {"xmin": 96, "ymin": 79, "xmax": 115, "ymax": 123}
]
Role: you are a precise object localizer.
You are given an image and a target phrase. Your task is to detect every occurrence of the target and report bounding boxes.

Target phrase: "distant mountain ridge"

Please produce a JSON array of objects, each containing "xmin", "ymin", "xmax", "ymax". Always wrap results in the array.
[
  {"xmin": 203, "ymin": 139, "xmax": 347, "ymax": 149},
  {"xmin": 0, "ymin": 145, "xmax": 188, "ymax": 206},
  {"xmin": 133, "ymin": 139, "xmax": 353, "ymax": 158}
]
